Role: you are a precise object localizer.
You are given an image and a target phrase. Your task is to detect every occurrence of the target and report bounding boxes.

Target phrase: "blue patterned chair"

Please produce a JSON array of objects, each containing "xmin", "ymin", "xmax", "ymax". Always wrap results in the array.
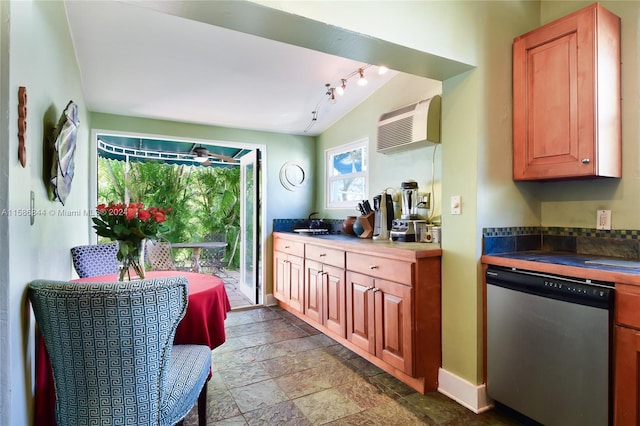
[
  {"xmin": 70, "ymin": 242, "xmax": 120, "ymax": 278},
  {"xmin": 28, "ymin": 276, "xmax": 210, "ymax": 426}
]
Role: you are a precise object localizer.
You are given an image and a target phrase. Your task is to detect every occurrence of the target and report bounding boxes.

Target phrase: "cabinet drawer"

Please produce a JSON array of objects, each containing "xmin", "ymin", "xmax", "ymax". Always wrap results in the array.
[
  {"xmin": 306, "ymin": 244, "xmax": 345, "ymax": 268},
  {"xmin": 616, "ymin": 284, "xmax": 640, "ymax": 329},
  {"xmin": 347, "ymin": 252, "xmax": 412, "ymax": 285},
  {"xmin": 274, "ymin": 237, "xmax": 305, "ymax": 257}
]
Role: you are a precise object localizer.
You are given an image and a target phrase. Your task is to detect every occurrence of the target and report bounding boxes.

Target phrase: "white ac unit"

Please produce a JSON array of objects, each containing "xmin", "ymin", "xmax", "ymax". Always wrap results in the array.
[{"xmin": 376, "ymin": 95, "xmax": 441, "ymax": 154}]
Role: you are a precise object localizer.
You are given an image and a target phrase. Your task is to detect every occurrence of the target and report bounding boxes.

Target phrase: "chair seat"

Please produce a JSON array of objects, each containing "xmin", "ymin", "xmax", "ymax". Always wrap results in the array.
[{"xmin": 161, "ymin": 345, "xmax": 211, "ymax": 425}]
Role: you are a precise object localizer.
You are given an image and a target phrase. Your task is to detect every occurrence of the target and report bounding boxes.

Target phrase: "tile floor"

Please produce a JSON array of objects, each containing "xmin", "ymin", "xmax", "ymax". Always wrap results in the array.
[
  {"xmin": 184, "ymin": 304, "xmax": 528, "ymax": 425},
  {"xmin": 220, "ymin": 269, "xmax": 254, "ymax": 310}
]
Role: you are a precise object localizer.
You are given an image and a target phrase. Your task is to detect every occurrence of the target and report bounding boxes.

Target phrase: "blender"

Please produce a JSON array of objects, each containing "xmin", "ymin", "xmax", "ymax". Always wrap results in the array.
[
  {"xmin": 400, "ymin": 180, "xmax": 419, "ymax": 219},
  {"xmin": 390, "ymin": 180, "xmax": 425, "ymax": 242}
]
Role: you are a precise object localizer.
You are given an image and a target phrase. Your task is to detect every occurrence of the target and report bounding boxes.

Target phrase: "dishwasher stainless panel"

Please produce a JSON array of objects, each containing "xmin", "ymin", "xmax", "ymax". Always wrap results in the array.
[{"xmin": 486, "ymin": 266, "xmax": 613, "ymax": 426}]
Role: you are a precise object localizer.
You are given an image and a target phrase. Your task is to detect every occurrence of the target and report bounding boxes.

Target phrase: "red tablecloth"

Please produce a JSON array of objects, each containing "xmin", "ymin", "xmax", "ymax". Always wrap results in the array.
[{"xmin": 35, "ymin": 271, "xmax": 231, "ymax": 426}]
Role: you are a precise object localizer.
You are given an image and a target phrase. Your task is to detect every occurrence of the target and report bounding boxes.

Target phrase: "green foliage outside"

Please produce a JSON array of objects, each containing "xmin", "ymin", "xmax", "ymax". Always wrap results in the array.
[{"xmin": 96, "ymin": 157, "xmax": 240, "ymax": 269}]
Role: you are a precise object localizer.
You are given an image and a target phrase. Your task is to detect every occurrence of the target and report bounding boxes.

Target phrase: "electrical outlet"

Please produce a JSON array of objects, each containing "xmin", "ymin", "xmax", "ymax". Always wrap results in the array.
[
  {"xmin": 451, "ymin": 195, "xmax": 461, "ymax": 215},
  {"xmin": 422, "ymin": 193, "xmax": 431, "ymax": 210},
  {"xmin": 596, "ymin": 210, "xmax": 611, "ymax": 230}
]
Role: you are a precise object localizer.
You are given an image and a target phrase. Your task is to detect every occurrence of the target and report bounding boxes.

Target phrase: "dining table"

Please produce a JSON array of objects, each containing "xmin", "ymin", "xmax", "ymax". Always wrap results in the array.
[
  {"xmin": 170, "ymin": 241, "xmax": 228, "ymax": 273},
  {"xmin": 34, "ymin": 270, "xmax": 231, "ymax": 426}
]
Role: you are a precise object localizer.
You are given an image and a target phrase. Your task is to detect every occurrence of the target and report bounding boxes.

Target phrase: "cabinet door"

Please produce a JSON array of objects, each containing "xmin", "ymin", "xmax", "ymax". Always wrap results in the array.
[
  {"xmin": 614, "ymin": 325, "xmax": 640, "ymax": 426},
  {"xmin": 288, "ymin": 255, "xmax": 305, "ymax": 313},
  {"xmin": 304, "ymin": 259, "xmax": 323, "ymax": 325},
  {"xmin": 273, "ymin": 251, "xmax": 288, "ymax": 302},
  {"xmin": 323, "ymin": 264, "xmax": 346, "ymax": 338},
  {"xmin": 374, "ymin": 279, "xmax": 413, "ymax": 374},
  {"xmin": 346, "ymin": 271, "xmax": 375, "ymax": 354},
  {"xmin": 513, "ymin": 3, "xmax": 620, "ymax": 180}
]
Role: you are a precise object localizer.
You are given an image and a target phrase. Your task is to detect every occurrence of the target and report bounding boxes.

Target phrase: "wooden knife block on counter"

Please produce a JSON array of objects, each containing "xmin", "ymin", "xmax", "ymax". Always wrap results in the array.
[{"xmin": 358, "ymin": 213, "xmax": 375, "ymax": 238}]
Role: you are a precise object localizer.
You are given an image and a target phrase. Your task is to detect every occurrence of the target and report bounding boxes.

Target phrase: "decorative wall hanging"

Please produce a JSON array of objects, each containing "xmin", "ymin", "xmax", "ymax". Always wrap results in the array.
[
  {"xmin": 17, "ymin": 86, "xmax": 27, "ymax": 167},
  {"xmin": 49, "ymin": 101, "xmax": 79, "ymax": 205},
  {"xmin": 279, "ymin": 161, "xmax": 306, "ymax": 191}
]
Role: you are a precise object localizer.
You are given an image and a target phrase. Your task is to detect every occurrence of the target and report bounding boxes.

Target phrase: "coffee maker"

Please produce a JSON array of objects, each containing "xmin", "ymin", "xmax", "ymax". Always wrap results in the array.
[{"xmin": 372, "ymin": 190, "xmax": 394, "ymax": 240}]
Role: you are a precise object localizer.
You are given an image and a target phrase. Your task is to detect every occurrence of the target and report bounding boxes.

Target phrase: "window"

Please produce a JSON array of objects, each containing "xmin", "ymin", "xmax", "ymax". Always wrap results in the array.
[{"xmin": 325, "ymin": 139, "xmax": 368, "ymax": 209}]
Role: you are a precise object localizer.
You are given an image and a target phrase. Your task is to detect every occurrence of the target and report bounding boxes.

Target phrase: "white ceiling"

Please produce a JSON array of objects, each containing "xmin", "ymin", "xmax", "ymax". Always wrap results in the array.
[{"xmin": 64, "ymin": 1, "xmax": 398, "ymax": 136}]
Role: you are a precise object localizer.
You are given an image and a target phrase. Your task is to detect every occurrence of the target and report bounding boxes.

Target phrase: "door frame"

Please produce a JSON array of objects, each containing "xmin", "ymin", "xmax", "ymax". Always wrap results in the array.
[{"xmin": 90, "ymin": 129, "xmax": 268, "ymax": 306}]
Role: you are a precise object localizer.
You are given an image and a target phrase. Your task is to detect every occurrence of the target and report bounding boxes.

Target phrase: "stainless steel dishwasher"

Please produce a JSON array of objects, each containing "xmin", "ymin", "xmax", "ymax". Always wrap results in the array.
[{"xmin": 486, "ymin": 265, "xmax": 614, "ymax": 426}]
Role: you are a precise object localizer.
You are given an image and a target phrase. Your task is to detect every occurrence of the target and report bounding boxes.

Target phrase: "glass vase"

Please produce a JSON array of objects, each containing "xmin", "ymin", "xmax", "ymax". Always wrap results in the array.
[{"xmin": 117, "ymin": 239, "xmax": 146, "ymax": 281}]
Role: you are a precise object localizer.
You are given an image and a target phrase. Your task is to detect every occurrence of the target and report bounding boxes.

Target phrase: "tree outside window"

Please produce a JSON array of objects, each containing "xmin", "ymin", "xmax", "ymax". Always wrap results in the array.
[{"xmin": 325, "ymin": 139, "xmax": 368, "ymax": 209}]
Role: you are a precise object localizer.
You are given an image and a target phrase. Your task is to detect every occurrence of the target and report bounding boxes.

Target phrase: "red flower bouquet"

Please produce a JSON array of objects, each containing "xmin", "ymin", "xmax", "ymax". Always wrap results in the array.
[{"xmin": 92, "ymin": 202, "xmax": 171, "ymax": 280}]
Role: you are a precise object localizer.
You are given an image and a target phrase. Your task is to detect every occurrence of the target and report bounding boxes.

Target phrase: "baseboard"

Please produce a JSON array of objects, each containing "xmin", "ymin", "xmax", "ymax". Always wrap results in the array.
[
  {"xmin": 265, "ymin": 293, "xmax": 278, "ymax": 306},
  {"xmin": 437, "ymin": 368, "xmax": 493, "ymax": 414}
]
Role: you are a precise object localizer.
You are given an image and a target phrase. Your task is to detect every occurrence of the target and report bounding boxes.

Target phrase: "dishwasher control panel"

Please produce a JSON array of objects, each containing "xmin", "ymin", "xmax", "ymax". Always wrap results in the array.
[
  {"xmin": 486, "ymin": 266, "xmax": 614, "ymax": 309},
  {"xmin": 542, "ymin": 279, "xmax": 610, "ymax": 299}
]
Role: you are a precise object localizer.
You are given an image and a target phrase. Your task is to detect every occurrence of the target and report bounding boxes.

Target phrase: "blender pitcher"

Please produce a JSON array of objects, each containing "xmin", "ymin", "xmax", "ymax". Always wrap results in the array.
[{"xmin": 400, "ymin": 180, "xmax": 419, "ymax": 219}]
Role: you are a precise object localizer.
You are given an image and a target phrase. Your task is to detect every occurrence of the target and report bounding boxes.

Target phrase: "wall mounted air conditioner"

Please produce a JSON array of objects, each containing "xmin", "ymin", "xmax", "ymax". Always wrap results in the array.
[{"xmin": 376, "ymin": 95, "xmax": 441, "ymax": 154}]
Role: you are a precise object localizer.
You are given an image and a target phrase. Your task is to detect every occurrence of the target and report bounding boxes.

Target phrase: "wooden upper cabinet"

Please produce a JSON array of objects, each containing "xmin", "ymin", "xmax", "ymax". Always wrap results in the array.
[{"xmin": 513, "ymin": 3, "xmax": 621, "ymax": 181}]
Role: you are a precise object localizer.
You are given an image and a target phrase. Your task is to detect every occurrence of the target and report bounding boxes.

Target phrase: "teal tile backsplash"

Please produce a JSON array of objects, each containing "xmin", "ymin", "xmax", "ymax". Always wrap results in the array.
[{"xmin": 483, "ymin": 226, "xmax": 640, "ymax": 260}]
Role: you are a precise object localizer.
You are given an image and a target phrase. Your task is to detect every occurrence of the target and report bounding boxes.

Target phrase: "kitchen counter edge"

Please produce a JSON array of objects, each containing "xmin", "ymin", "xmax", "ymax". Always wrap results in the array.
[
  {"xmin": 481, "ymin": 254, "xmax": 640, "ymax": 286},
  {"xmin": 273, "ymin": 232, "xmax": 442, "ymax": 260}
]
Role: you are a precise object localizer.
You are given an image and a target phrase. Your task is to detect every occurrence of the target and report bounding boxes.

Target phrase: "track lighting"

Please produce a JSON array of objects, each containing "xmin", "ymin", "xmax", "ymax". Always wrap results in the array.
[
  {"xmin": 305, "ymin": 63, "xmax": 387, "ymax": 132},
  {"xmin": 357, "ymin": 68, "xmax": 368, "ymax": 86}
]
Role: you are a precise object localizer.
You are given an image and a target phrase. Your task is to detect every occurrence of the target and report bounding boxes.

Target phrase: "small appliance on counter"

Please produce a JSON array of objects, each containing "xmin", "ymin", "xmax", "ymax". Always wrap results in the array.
[
  {"xmin": 400, "ymin": 180, "xmax": 420, "ymax": 219},
  {"xmin": 390, "ymin": 219, "xmax": 426, "ymax": 242},
  {"xmin": 372, "ymin": 190, "xmax": 394, "ymax": 240}
]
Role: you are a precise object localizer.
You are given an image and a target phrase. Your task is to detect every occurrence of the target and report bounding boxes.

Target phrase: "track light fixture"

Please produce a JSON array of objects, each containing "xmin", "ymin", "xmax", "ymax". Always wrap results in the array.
[
  {"xmin": 305, "ymin": 64, "xmax": 383, "ymax": 132},
  {"xmin": 357, "ymin": 68, "xmax": 368, "ymax": 86}
]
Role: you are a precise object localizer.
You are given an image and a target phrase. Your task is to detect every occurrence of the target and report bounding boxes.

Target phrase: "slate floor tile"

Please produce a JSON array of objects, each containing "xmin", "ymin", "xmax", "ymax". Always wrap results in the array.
[{"xmin": 184, "ymin": 305, "xmax": 528, "ymax": 425}]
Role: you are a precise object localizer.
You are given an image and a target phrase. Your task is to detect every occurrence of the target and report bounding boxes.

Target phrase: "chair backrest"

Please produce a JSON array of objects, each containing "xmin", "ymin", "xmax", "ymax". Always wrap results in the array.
[
  {"xmin": 28, "ymin": 276, "xmax": 188, "ymax": 426},
  {"xmin": 70, "ymin": 242, "xmax": 119, "ymax": 278},
  {"xmin": 200, "ymin": 233, "xmax": 226, "ymax": 262},
  {"xmin": 146, "ymin": 240, "xmax": 176, "ymax": 271}
]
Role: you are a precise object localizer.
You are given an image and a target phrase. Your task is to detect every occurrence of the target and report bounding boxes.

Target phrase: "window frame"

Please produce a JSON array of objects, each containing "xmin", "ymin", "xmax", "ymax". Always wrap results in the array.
[{"xmin": 324, "ymin": 138, "xmax": 369, "ymax": 210}]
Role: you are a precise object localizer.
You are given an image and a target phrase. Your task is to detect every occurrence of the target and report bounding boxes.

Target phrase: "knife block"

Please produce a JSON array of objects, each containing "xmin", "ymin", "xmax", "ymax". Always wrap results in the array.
[{"xmin": 358, "ymin": 213, "xmax": 375, "ymax": 239}]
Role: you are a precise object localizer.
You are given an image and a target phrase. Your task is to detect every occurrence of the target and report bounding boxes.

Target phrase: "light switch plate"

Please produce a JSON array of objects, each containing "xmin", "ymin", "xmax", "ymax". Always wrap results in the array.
[
  {"xmin": 451, "ymin": 195, "xmax": 461, "ymax": 215},
  {"xmin": 596, "ymin": 210, "xmax": 611, "ymax": 230}
]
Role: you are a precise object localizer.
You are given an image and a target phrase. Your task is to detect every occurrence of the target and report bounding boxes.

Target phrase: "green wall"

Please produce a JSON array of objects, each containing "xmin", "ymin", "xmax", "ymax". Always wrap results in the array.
[
  {"xmin": 316, "ymin": 73, "xmax": 443, "ymax": 221},
  {"xmin": 4, "ymin": 1, "xmax": 93, "ymax": 423}
]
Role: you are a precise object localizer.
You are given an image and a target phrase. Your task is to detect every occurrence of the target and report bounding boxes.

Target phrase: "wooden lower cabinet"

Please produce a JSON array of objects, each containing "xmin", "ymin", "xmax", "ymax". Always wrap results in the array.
[
  {"xmin": 272, "ymin": 232, "xmax": 441, "ymax": 394},
  {"xmin": 614, "ymin": 325, "xmax": 640, "ymax": 425},
  {"xmin": 273, "ymin": 237, "xmax": 305, "ymax": 313},
  {"xmin": 614, "ymin": 283, "xmax": 640, "ymax": 425},
  {"xmin": 304, "ymin": 259, "xmax": 346, "ymax": 337},
  {"xmin": 346, "ymin": 271, "xmax": 413, "ymax": 374}
]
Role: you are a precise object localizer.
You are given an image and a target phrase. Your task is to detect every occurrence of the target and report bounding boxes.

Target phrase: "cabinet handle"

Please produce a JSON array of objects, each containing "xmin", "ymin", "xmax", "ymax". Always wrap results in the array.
[
  {"xmin": 320, "ymin": 253, "xmax": 327, "ymax": 257},
  {"xmin": 284, "ymin": 245, "xmax": 290, "ymax": 249},
  {"xmin": 372, "ymin": 288, "xmax": 380, "ymax": 293},
  {"xmin": 581, "ymin": 158, "xmax": 590, "ymax": 164},
  {"xmin": 369, "ymin": 265, "xmax": 378, "ymax": 270},
  {"xmin": 365, "ymin": 286, "xmax": 374, "ymax": 292}
]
